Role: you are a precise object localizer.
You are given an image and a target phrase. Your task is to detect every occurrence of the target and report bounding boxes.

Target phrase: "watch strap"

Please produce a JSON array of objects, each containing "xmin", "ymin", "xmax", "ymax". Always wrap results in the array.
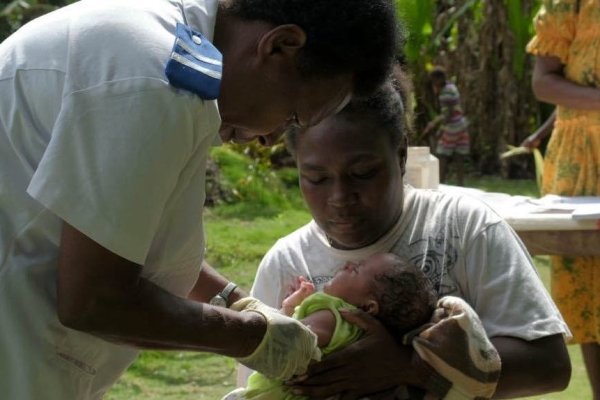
[{"xmin": 219, "ymin": 282, "xmax": 237, "ymax": 306}]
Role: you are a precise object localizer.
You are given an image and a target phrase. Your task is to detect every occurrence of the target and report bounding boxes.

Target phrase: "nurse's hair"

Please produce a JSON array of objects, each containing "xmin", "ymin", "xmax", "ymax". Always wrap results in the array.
[
  {"xmin": 285, "ymin": 65, "xmax": 412, "ymax": 156},
  {"xmin": 224, "ymin": 0, "xmax": 400, "ymax": 97}
]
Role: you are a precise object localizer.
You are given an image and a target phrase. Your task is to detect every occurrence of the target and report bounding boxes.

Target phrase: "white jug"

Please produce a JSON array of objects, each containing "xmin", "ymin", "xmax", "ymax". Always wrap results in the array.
[{"xmin": 405, "ymin": 147, "xmax": 440, "ymax": 189}]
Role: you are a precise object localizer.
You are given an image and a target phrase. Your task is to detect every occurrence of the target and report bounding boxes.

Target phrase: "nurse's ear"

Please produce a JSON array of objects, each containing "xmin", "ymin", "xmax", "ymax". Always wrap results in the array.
[{"xmin": 255, "ymin": 24, "xmax": 307, "ymax": 77}]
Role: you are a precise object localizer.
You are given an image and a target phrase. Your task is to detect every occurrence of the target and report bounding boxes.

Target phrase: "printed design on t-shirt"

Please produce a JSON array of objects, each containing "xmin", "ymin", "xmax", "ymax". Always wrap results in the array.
[
  {"xmin": 408, "ymin": 226, "xmax": 459, "ymax": 296},
  {"xmin": 311, "ymin": 275, "xmax": 334, "ymax": 291}
]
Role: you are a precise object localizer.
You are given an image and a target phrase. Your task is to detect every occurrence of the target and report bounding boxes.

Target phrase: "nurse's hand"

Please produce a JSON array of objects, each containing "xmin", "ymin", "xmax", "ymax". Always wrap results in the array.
[
  {"xmin": 286, "ymin": 309, "xmax": 429, "ymax": 400},
  {"xmin": 231, "ymin": 297, "xmax": 321, "ymax": 380}
]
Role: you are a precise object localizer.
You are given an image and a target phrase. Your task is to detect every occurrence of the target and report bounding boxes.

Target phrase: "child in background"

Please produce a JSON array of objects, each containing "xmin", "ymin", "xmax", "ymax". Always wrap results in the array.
[
  {"xmin": 424, "ymin": 66, "xmax": 470, "ymax": 186},
  {"xmin": 223, "ymin": 253, "xmax": 437, "ymax": 400}
]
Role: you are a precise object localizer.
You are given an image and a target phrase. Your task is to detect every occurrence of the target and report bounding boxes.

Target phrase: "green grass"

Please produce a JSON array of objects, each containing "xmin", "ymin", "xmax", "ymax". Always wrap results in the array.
[{"xmin": 105, "ymin": 176, "xmax": 590, "ymax": 400}]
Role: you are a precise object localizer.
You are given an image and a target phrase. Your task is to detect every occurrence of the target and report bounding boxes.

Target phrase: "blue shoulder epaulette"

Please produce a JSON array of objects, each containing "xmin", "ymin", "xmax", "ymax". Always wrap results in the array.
[{"xmin": 165, "ymin": 23, "xmax": 222, "ymax": 100}]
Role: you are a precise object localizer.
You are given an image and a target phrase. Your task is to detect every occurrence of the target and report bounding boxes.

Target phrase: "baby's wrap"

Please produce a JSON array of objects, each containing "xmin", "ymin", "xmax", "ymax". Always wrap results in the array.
[{"xmin": 404, "ymin": 296, "xmax": 501, "ymax": 400}]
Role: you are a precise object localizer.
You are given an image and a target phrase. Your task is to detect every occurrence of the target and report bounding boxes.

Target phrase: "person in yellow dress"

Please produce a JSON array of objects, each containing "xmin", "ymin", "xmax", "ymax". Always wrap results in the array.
[{"xmin": 527, "ymin": 0, "xmax": 600, "ymax": 397}]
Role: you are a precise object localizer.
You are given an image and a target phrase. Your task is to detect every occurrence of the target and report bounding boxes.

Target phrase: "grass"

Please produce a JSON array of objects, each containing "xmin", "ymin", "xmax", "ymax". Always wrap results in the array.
[{"xmin": 105, "ymin": 175, "xmax": 590, "ymax": 400}]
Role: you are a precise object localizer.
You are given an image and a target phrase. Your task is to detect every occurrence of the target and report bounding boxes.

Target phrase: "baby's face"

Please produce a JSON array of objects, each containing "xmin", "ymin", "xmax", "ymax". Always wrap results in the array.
[{"xmin": 323, "ymin": 253, "xmax": 395, "ymax": 307}]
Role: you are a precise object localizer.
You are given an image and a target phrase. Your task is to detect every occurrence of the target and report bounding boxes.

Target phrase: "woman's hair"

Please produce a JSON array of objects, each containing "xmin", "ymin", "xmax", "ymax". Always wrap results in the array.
[
  {"xmin": 285, "ymin": 65, "xmax": 412, "ymax": 155},
  {"xmin": 371, "ymin": 255, "xmax": 437, "ymax": 339},
  {"xmin": 224, "ymin": 0, "xmax": 400, "ymax": 97}
]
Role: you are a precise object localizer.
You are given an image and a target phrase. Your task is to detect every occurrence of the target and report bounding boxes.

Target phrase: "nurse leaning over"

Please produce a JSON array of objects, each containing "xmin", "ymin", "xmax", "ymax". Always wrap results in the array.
[{"xmin": 0, "ymin": 0, "xmax": 399, "ymax": 398}]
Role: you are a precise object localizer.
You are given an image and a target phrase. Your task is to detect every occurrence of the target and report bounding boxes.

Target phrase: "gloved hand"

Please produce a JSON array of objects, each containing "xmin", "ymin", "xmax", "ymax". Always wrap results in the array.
[{"xmin": 230, "ymin": 297, "xmax": 321, "ymax": 380}]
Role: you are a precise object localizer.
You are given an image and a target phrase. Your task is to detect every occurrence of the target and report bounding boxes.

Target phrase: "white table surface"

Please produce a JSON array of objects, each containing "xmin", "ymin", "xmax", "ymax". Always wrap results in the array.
[{"xmin": 439, "ymin": 185, "xmax": 600, "ymax": 232}]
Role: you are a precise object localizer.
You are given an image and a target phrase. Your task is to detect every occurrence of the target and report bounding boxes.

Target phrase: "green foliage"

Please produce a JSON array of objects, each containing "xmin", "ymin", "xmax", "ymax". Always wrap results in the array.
[
  {"xmin": 209, "ymin": 146, "xmax": 302, "ymax": 219},
  {"xmin": 395, "ymin": 0, "xmax": 434, "ymax": 65},
  {"xmin": 396, "ymin": 0, "xmax": 539, "ymax": 84},
  {"xmin": 395, "ymin": 0, "xmax": 546, "ymax": 176},
  {"xmin": 0, "ymin": 0, "xmax": 71, "ymax": 37}
]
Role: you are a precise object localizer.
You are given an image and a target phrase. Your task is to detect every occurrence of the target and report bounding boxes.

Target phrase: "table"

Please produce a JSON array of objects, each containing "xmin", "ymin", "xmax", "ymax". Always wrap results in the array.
[{"xmin": 439, "ymin": 185, "xmax": 600, "ymax": 256}]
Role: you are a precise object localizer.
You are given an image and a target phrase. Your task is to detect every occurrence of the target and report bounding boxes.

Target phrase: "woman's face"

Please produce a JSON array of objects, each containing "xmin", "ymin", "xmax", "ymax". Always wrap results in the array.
[{"xmin": 295, "ymin": 117, "xmax": 405, "ymax": 249}]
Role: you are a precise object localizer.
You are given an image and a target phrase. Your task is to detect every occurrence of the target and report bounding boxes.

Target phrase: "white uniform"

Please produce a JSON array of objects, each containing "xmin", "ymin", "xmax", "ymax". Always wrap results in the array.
[
  {"xmin": 252, "ymin": 186, "xmax": 571, "ymax": 342},
  {"xmin": 0, "ymin": 0, "xmax": 220, "ymax": 398}
]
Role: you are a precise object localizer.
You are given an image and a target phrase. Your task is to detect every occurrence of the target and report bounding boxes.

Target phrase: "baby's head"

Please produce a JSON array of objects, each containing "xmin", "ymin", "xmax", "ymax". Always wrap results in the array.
[{"xmin": 323, "ymin": 253, "xmax": 436, "ymax": 338}]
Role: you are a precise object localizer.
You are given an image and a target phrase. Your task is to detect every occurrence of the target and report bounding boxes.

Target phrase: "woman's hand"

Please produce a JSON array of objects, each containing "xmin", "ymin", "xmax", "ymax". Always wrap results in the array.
[{"xmin": 286, "ymin": 309, "xmax": 427, "ymax": 400}]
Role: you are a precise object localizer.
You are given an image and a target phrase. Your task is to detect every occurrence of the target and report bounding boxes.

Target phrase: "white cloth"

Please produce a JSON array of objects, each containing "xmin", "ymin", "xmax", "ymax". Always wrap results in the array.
[
  {"xmin": 247, "ymin": 186, "xmax": 571, "ymax": 394},
  {"xmin": 0, "ymin": 1, "xmax": 220, "ymax": 399}
]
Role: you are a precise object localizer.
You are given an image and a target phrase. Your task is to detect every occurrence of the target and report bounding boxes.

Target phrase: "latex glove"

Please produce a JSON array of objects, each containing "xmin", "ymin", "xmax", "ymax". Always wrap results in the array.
[{"xmin": 230, "ymin": 297, "xmax": 321, "ymax": 380}]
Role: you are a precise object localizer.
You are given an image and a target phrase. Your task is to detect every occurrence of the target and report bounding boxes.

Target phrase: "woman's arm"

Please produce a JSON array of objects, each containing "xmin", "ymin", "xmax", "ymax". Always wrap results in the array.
[
  {"xmin": 491, "ymin": 334, "xmax": 571, "ymax": 398},
  {"xmin": 532, "ymin": 55, "xmax": 600, "ymax": 109}
]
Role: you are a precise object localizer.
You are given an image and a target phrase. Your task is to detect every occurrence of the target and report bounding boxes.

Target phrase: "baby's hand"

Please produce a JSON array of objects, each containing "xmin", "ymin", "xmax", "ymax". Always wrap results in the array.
[{"xmin": 281, "ymin": 277, "xmax": 315, "ymax": 316}]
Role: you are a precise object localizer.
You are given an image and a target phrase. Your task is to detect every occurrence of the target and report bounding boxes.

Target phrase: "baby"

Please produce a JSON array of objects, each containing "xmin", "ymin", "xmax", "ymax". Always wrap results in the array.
[{"xmin": 223, "ymin": 252, "xmax": 437, "ymax": 400}]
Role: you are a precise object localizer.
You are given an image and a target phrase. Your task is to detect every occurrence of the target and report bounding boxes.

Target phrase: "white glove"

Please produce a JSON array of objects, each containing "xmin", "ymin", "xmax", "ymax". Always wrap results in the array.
[{"xmin": 230, "ymin": 297, "xmax": 321, "ymax": 380}]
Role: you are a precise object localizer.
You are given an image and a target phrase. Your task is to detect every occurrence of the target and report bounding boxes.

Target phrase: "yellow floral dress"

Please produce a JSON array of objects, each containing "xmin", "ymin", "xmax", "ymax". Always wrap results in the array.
[{"xmin": 527, "ymin": 0, "xmax": 600, "ymax": 344}]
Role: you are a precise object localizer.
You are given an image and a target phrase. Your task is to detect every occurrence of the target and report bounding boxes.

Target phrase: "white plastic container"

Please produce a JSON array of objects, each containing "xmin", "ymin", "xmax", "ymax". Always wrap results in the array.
[{"xmin": 405, "ymin": 146, "xmax": 440, "ymax": 189}]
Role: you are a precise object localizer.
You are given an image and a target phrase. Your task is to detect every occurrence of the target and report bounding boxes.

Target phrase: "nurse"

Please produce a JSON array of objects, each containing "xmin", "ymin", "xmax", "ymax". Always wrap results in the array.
[{"xmin": 0, "ymin": 0, "xmax": 399, "ymax": 399}]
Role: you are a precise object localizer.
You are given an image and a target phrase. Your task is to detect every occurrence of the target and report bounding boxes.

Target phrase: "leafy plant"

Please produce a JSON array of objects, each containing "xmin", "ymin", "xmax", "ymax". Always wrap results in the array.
[
  {"xmin": 208, "ymin": 146, "xmax": 300, "ymax": 219},
  {"xmin": 0, "ymin": 0, "xmax": 65, "ymax": 35},
  {"xmin": 396, "ymin": 0, "xmax": 544, "ymax": 177}
]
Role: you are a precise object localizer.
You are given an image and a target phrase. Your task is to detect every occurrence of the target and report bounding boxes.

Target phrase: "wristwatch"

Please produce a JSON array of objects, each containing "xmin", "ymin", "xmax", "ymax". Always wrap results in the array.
[{"xmin": 209, "ymin": 282, "xmax": 238, "ymax": 308}]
